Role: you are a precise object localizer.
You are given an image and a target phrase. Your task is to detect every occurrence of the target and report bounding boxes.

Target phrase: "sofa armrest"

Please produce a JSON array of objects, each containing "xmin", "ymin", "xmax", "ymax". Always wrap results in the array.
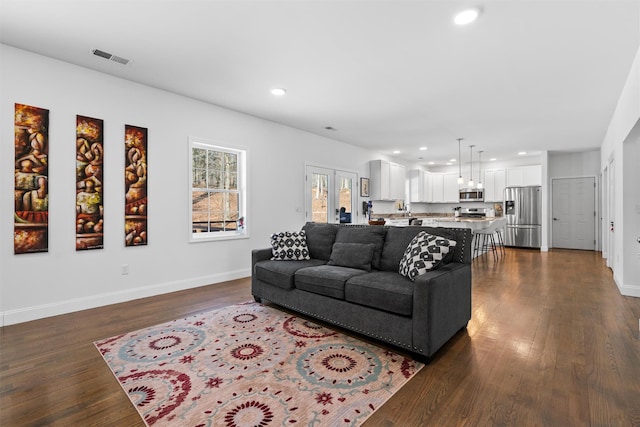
[
  {"xmin": 252, "ymin": 248, "xmax": 272, "ymax": 266},
  {"xmin": 411, "ymin": 262, "xmax": 472, "ymax": 357}
]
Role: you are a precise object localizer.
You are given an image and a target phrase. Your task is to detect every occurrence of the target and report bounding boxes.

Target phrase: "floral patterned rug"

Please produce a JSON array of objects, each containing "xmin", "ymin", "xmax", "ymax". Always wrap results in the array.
[{"xmin": 95, "ymin": 301, "xmax": 423, "ymax": 426}]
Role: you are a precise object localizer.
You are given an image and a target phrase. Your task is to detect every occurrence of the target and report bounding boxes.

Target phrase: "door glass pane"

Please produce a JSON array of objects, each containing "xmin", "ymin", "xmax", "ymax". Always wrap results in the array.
[
  {"xmin": 338, "ymin": 176, "xmax": 352, "ymax": 223},
  {"xmin": 311, "ymin": 173, "xmax": 329, "ymax": 223}
]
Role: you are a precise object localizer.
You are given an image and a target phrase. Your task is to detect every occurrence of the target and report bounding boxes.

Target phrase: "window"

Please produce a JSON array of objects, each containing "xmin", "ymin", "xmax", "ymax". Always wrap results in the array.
[{"xmin": 189, "ymin": 138, "xmax": 247, "ymax": 241}]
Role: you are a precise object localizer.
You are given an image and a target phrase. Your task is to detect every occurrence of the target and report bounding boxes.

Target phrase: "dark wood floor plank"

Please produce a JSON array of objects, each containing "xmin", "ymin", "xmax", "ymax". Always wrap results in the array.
[{"xmin": 2, "ymin": 251, "xmax": 640, "ymax": 427}]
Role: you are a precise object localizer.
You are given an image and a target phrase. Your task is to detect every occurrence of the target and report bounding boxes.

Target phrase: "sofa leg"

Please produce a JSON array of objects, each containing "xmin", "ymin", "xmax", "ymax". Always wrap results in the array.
[{"xmin": 253, "ymin": 295, "xmax": 262, "ymax": 303}]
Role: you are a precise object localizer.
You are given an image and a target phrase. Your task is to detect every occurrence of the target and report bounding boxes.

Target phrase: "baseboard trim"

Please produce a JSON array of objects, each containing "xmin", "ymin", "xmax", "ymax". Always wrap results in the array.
[
  {"xmin": 617, "ymin": 282, "xmax": 640, "ymax": 297},
  {"xmin": 0, "ymin": 269, "xmax": 251, "ymax": 327}
]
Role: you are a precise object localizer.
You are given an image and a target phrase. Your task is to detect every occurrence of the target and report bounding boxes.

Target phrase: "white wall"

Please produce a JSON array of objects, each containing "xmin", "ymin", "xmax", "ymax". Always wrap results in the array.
[
  {"xmin": 600, "ymin": 45, "xmax": 640, "ymax": 297},
  {"xmin": 0, "ymin": 45, "xmax": 387, "ymax": 325},
  {"xmin": 549, "ymin": 150, "xmax": 600, "ymax": 178}
]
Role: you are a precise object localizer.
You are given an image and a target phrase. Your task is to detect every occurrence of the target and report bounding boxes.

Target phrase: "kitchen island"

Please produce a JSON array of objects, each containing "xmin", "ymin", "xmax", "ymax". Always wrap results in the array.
[
  {"xmin": 380, "ymin": 216, "xmax": 505, "ymax": 259},
  {"xmin": 434, "ymin": 217, "xmax": 499, "ymax": 231},
  {"xmin": 383, "ymin": 216, "xmax": 499, "ymax": 231}
]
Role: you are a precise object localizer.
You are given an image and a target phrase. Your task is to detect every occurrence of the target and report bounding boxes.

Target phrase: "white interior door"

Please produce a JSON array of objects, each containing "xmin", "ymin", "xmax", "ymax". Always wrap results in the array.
[
  {"xmin": 305, "ymin": 165, "xmax": 358, "ymax": 224},
  {"xmin": 551, "ymin": 177, "xmax": 596, "ymax": 250}
]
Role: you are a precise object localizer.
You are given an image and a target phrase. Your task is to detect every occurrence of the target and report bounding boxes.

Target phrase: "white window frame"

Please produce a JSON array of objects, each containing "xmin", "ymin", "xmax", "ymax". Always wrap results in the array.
[{"xmin": 188, "ymin": 137, "xmax": 248, "ymax": 242}]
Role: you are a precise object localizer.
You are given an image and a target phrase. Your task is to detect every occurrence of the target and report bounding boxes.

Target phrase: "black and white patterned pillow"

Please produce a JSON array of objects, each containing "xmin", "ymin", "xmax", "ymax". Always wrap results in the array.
[
  {"xmin": 270, "ymin": 230, "xmax": 311, "ymax": 261},
  {"xmin": 399, "ymin": 231, "xmax": 457, "ymax": 281}
]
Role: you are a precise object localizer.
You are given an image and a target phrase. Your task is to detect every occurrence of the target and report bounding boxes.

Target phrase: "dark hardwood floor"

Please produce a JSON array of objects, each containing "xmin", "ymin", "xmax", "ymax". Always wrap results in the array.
[{"xmin": 2, "ymin": 248, "xmax": 639, "ymax": 426}]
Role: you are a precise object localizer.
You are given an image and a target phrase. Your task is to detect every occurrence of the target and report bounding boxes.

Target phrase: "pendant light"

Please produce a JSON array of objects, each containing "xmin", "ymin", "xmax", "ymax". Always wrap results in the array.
[
  {"xmin": 468, "ymin": 145, "xmax": 475, "ymax": 188},
  {"xmin": 477, "ymin": 150, "xmax": 484, "ymax": 189},
  {"xmin": 457, "ymin": 138, "xmax": 464, "ymax": 185}
]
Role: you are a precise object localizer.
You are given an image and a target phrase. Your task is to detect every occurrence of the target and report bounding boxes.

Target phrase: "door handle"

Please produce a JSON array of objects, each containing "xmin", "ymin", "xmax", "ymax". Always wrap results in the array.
[{"xmin": 553, "ymin": 218, "xmax": 558, "ymax": 221}]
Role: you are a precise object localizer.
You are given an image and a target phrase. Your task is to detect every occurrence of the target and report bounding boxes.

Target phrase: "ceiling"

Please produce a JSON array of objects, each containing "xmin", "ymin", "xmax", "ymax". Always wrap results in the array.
[{"xmin": 1, "ymin": 0, "xmax": 639, "ymax": 167}]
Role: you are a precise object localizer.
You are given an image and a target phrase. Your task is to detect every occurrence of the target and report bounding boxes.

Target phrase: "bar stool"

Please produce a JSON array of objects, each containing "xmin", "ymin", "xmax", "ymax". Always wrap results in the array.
[
  {"xmin": 493, "ymin": 217, "xmax": 508, "ymax": 257},
  {"xmin": 473, "ymin": 220, "xmax": 500, "ymax": 261}
]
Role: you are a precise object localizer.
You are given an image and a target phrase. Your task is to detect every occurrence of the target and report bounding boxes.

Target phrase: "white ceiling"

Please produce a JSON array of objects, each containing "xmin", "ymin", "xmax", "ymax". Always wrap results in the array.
[{"xmin": 1, "ymin": 0, "xmax": 639, "ymax": 166}]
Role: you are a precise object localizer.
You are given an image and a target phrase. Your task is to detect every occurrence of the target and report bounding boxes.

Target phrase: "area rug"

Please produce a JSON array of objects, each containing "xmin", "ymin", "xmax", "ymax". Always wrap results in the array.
[{"xmin": 95, "ymin": 301, "xmax": 423, "ymax": 426}]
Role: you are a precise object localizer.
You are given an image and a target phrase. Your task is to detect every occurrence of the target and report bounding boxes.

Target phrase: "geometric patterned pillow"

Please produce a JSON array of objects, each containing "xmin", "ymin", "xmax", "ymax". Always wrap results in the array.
[
  {"xmin": 398, "ymin": 231, "xmax": 457, "ymax": 281},
  {"xmin": 270, "ymin": 230, "xmax": 311, "ymax": 261}
]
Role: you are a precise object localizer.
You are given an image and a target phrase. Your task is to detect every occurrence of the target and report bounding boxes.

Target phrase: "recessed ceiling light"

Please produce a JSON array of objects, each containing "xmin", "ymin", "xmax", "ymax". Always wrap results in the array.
[
  {"xmin": 518, "ymin": 151, "xmax": 527, "ymax": 156},
  {"xmin": 392, "ymin": 150, "xmax": 401, "ymax": 154},
  {"xmin": 271, "ymin": 88, "xmax": 286, "ymax": 96},
  {"xmin": 490, "ymin": 158, "xmax": 497, "ymax": 161},
  {"xmin": 446, "ymin": 162, "xmax": 452, "ymax": 166},
  {"xmin": 450, "ymin": 158, "xmax": 457, "ymax": 162},
  {"xmin": 419, "ymin": 146, "xmax": 428, "ymax": 151},
  {"xmin": 428, "ymin": 161, "xmax": 435, "ymax": 165},
  {"xmin": 454, "ymin": 7, "xmax": 480, "ymax": 25}
]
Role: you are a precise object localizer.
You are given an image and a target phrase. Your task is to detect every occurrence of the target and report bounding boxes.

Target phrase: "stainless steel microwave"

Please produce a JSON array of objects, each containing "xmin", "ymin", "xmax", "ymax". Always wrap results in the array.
[{"xmin": 459, "ymin": 189, "xmax": 484, "ymax": 202}]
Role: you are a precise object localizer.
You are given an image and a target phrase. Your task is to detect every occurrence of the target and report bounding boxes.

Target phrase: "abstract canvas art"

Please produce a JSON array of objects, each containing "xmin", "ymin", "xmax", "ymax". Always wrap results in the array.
[
  {"xmin": 124, "ymin": 125, "xmax": 148, "ymax": 246},
  {"xmin": 14, "ymin": 103, "xmax": 49, "ymax": 254},
  {"xmin": 76, "ymin": 115, "xmax": 105, "ymax": 250}
]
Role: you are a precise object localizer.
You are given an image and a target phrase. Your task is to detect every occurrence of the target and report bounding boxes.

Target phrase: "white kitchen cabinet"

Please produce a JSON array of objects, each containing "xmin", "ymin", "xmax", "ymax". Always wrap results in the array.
[
  {"xmin": 507, "ymin": 165, "xmax": 541, "ymax": 187},
  {"xmin": 443, "ymin": 173, "xmax": 460, "ymax": 202},
  {"xmin": 523, "ymin": 164, "xmax": 542, "ymax": 186},
  {"xmin": 408, "ymin": 169, "xmax": 427, "ymax": 203},
  {"xmin": 408, "ymin": 170, "xmax": 458, "ymax": 203},
  {"xmin": 390, "ymin": 162, "xmax": 406, "ymax": 200},
  {"xmin": 430, "ymin": 173, "xmax": 444, "ymax": 202},
  {"xmin": 506, "ymin": 167, "xmax": 524, "ymax": 186},
  {"xmin": 483, "ymin": 168, "xmax": 506, "ymax": 202},
  {"xmin": 424, "ymin": 172, "xmax": 433, "ymax": 202},
  {"xmin": 370, "ymin": 160, "xmax": 406, "ymax": 200}
]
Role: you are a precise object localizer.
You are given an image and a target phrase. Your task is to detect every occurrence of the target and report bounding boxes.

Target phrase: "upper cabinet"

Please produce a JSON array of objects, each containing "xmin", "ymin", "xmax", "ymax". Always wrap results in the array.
[
  {"xmin": 408, "ymin": 169, "xmax": 425, "ymax": 203},
  {"xmin": 506, "ymin": 165, "xmax": 542, "ymax": 187},
  {"xmin": 370, "ymin": 160, "xmax": 406, "ymax": 200},
  {"xmin": 408, "ymin": 170, "xmax": 459, "ymax": 203},
  {"xmin": 483, "ymin": 168, "xmax": 506, "ymax": 202},
  {"xmin": 442, "ymin": 173, "xmax": 460, "ymax": 202}
]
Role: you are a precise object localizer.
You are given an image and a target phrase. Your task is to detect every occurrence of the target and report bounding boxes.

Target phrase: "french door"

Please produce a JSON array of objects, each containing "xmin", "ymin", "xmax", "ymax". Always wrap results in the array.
[{"xmin": 305, "ymin": 165, "xmax": 358, "ymax": 224}]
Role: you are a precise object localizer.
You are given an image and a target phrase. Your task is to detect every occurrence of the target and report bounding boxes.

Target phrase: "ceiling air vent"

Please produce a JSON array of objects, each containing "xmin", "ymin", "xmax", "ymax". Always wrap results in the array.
[{"xmin": 91, "ymin": 48, "xmax": 131, "ymax": 66}]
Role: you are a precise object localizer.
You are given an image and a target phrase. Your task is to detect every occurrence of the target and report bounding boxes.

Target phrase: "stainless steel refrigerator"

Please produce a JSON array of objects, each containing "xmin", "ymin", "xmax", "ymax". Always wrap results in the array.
[{"xmin": 504, "ymin": 186, "xmax": 542, "ymax": 248}]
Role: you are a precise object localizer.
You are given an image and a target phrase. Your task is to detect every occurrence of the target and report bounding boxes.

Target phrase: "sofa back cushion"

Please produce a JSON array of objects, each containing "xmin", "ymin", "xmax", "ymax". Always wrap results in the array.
[
  {"xmin": 334, "ymin": 225, "xmax": 387, "ymax": 270},
  {"xmin": 302, "ymin": 222, "xmax": 339, "ymax": 261},
  {"xmin": 327, "ymin": 242, "xmax": 375, "ymax": 272},
  {"xmin": 380, "ymin": 226, "xmax": 470, "ymax": 271}
]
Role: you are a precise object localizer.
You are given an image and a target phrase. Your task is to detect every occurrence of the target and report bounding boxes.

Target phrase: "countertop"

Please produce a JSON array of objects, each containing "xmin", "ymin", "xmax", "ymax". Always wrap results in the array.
[{"xmin": 437, "ymin": 217, "xmax": 497, "ymax": 222}]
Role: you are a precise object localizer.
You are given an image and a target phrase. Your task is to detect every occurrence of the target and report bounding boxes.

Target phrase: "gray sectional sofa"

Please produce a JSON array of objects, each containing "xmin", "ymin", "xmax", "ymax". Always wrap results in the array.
[{"xmin": 251, "ymin": 222, "xmax": 472, "ymax": 362}]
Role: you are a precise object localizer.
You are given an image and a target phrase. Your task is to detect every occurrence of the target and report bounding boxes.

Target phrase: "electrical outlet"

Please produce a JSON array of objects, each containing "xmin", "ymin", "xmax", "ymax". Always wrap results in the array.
[{"xmin": 121, "ymin": 264, "xmax": 129, "ymax": 275}]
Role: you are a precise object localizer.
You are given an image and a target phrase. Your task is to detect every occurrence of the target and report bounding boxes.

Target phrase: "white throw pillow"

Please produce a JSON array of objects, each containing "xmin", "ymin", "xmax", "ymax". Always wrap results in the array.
[
  {"xmin": 399, "ymin": 231, "xmax": 457, "ymax": 281},
  {"xmin": 270, "ymin": 230, "xmax": 311, "ymax": 261}
]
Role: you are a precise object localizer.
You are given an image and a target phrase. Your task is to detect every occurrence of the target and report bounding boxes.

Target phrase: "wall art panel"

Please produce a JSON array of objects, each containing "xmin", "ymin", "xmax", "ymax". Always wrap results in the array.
[
  {"xmin": 124, "ymin": 125, "xmax": 148, "ymax": 246},
  {"xmin": 76, "ymin": 115, "xmax": 104, "ymax": 250},
  {"xmin": 14, "ymin": 103, "xmax": 49, "ymax": 254}
]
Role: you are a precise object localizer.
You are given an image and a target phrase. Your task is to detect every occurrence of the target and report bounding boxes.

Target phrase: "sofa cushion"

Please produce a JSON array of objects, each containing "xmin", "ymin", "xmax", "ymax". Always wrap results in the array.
[
  {"xmin": 327, "ymin": 242, "xmax": 375, "ymax": 272},
  {"xmin": 334, "ymin": 226, "xmax": 387, "ymax": 270},
  {"xmin": 302, "ymin": 222, "xmax": 339, "ymax": 261},
  {"xmin": 295, "ymin": 265, "xmax": 368, "ymax": 299},
  {"xmin": 398, "ymin": 232, "xmax": 457, "ymax": 281},
  {"xmin": 254, "ymin": 259, "xmax": 326, "ymax": 289},
  {"xmin": 345, "ymin": 271, "xmax": 414, "ymax": 316},
  {"xmin": 270, "ymin": 230, "xmax": 311, "ymax": 261}
]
